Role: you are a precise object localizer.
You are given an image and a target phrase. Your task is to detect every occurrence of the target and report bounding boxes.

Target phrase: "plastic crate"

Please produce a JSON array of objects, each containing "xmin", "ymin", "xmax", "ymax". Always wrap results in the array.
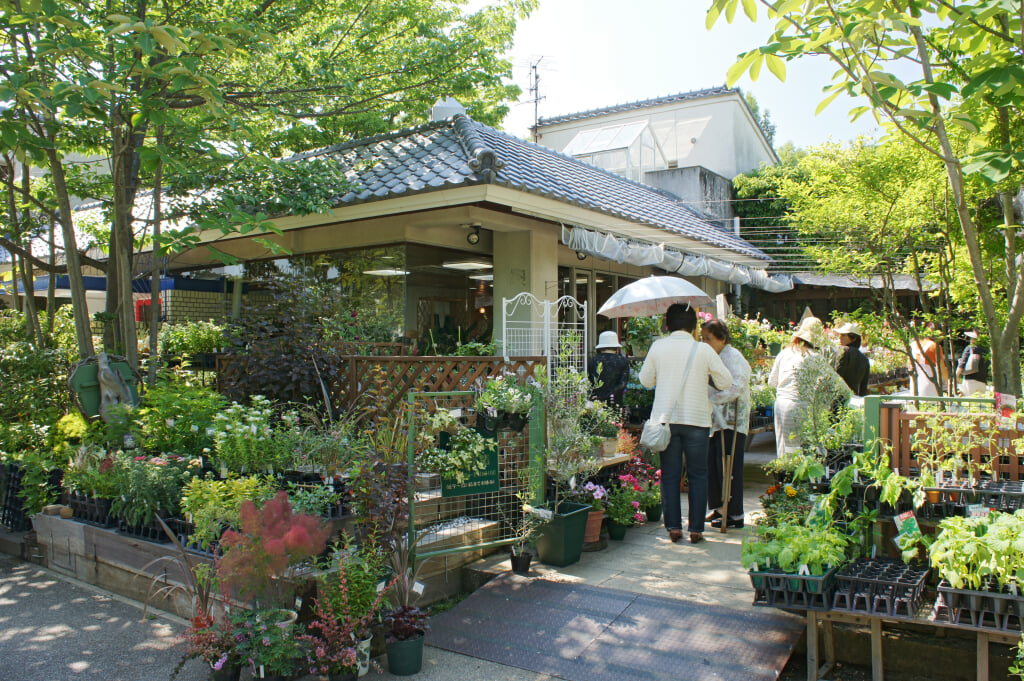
[{"xmin": 832, "ymin": 558, "xmax": 930, "ymax": 618}]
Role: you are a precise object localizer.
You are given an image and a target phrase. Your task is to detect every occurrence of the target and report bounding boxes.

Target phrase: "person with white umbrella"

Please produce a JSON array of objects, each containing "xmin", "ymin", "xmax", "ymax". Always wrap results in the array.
[{"xmin": 639, "ymin": 303, "xmax": 732, "ymax": 544}]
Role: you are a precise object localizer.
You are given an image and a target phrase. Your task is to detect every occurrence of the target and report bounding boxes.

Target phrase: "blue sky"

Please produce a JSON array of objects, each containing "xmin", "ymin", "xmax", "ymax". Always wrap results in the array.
[{"xmin": 497, "ymin": 0, "xmax": 883, "ymax": 149}]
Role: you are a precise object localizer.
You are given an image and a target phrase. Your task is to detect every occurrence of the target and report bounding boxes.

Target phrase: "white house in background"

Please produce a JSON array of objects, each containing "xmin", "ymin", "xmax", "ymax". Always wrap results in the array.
[{"xmin": 534, "ymin": 86, "xmax": 778, "ymax": 221}]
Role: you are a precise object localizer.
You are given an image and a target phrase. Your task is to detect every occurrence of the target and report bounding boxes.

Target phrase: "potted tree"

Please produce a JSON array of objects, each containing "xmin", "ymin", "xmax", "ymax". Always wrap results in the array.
[
  {"xmin": 533, "ymin": 341, "xmax": 602, "ymax": 567},
  {"xmin": 383, "ymin": 533, "xmax": 429, "ymax": 676}
]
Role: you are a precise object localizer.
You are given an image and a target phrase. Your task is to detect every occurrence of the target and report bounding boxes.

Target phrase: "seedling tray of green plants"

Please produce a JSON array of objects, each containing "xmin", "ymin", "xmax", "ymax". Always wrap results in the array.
[
  {"xmin": 749, "ymin": 566, "xmax": 837, "ymax": 612},
  {"xmin": 933, "ymin": 580, "xmax": 1024, "ymax": 632},
  {"xmin": 831, "ymin": 558, "xmax": 930, "ymax": 619}
]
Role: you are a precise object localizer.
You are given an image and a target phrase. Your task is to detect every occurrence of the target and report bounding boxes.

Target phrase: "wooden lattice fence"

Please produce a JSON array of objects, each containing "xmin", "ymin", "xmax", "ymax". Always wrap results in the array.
[
  {"xmin": 339, "ymin": 356, "xmax": 546, "ymax": 415},
  {"xmin": 879, "ymin": 403, "xmax": 1024, "ymax": 481}
]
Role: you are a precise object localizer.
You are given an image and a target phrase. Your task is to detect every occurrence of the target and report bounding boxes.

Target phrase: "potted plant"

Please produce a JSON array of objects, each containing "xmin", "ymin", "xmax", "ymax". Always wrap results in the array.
[
  {"xmin": 741, "ymin": 517, "xmax": 849, "ymax": 605},
  {"xmin": 180, "ymin": 475, "xmax": 278, "ymax": 553},
  {"xmin": 533, "ymin": 338, "xmax": 602, "ymax": 566},
  {"xmin": 174, "ymin": 617, "xmax": 242, "ymax": 681},
  {"xmin": 383, "ymin": 533, "xmax": 429, "ymax": 676},
  {"xmin": 211, "ymin": 396, "xmax": 293, "ymax": 475},
  {"xmin": 568, "ymin": 481, "xmax": 607, "ymax": 545},
  {"xmin": 474, "ymin": 373, "xmax": 538, "ymax": 432},
  {"xmin": 579, "ymin": 400, "xmax": 622, "ymax": 457},
  {"xmin": 232, "ymin": 607, "xmax": 305, "ymax": 681},
  {"xmin": 415, "ymin": 409, "xmax": 495, "ymax": 485},
  {"xmin": 217, "ymin": 492, "xmax": 331, "ymax": 610},
  {"xmin": 604, "ymin": 482, "xmax": 644, "ymax": 541},
  {"xmin": 62, "ymin": 444, "xmax": 120, "ymax": 527},
  {"xmin": 501, "ymin": 476, "xmax": 547, "ymax": 573},
  {"xmin": 621, "ymin": 448, "xmax": 661, "ymax": 523},
  {"xmin": 317, "ymin": 540, "xmax": 394, "ymax": 677},
  {"xmin": 111, "ymin": 454, "xmax": 200, "ymax": 539}
]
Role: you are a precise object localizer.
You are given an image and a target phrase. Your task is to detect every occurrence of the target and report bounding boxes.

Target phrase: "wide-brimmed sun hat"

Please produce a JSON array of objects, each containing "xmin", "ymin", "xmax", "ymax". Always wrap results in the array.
[
  {"xmin": 793, "ymin": 317, "xmax": 823, "ymax": 346},
  {"xmin": 595, "ymin": 330, "xmax": 622, "ymax": 350},
  {"xmin": 965, "ymin": 330, "xmax": 979, "ymax": 339},
  {"xmin": 835, "ymin": 322, "xmax": 861, "ymax": 336}
]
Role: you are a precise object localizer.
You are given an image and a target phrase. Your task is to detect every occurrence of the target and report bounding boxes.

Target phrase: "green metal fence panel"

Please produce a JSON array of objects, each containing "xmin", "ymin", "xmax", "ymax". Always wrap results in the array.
[{"xmin": 405, "ymin": 391, "xmax": 545, "ymax": 562}]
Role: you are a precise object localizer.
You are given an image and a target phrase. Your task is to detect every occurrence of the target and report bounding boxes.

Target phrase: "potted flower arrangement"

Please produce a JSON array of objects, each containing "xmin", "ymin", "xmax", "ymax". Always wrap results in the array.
[
  {"xmin": 621, "ymin": 446, "xmax": 661, "ymax": 523},
  {"xmin": 474, "ymin": 373, "xmax": 539, "ymax": 432},
  {"xmin": 175, "ymin": 618, "xmax": 242, "ymax": 681},
  {"xmin": 383, "ymin": 533, "xmax": 429, "ymax": 676},
  {"xmin": 570, "ymin": 481, "xmax": 608, "ymax": 544},
  {"xmin": 232, "ymin": 607, "xmax": 306, "ymax": 681},
  {"xmin": 604, "ymin": 481, "xmax": 644, "ymax": 541},
  {"xmin": 579, "ymin": 400, "xmax": 622, "ymax": 457}
]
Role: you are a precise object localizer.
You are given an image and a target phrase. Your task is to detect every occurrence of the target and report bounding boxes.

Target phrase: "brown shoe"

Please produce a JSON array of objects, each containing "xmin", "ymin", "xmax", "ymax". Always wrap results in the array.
[
  {"xmin": 689, "ymin": 532, "xmax": 704, "ymax": 544},
  {"xmin": 668, "ymin": 529, "xmax": 683, "ymax": 543}
]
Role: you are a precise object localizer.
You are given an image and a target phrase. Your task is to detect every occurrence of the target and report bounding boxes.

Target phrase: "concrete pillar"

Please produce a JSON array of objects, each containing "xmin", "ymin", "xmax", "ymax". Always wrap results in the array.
[{"xmin": 492, "ymin": 230, "xmax": 558, "ymax": 355}]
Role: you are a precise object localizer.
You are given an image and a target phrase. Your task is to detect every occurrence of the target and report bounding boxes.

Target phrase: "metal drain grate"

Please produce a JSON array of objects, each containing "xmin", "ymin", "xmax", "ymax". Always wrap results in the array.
[{"xmin": 429, "ymin": 574, "xmax": 803, "ymax": 681}]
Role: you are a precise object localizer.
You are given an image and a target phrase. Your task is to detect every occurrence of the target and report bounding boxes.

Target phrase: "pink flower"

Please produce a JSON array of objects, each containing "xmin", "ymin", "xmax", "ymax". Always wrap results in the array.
[{"xmin": 631, "ymin": 500, "xmax": 640, "ymax": 509}]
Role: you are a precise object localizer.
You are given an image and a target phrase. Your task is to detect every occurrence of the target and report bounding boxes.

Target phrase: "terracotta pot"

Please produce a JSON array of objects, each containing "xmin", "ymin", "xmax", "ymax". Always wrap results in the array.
[{"xmin": 583, "ymin": 509, "xmax": 604, "ymax": 543}]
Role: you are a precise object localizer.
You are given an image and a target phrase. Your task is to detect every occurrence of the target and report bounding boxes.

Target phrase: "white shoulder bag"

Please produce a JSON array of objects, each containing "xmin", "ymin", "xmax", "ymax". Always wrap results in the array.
[{"xmin": 640, "ymin": 343, "xmax": 698, "ymax": 453}]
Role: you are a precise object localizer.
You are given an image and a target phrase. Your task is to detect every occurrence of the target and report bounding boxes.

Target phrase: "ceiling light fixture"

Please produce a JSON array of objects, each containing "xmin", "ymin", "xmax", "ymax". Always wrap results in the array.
[
  {"xmin": 363, "ymin": 268, "xmax": 409, "ymax": 276},
  {"xmin": 442, "ymin": 260, "xmax": 493, "ymax": 271},
  {"xmin": 468, "ymin": 273, "xmax": 493, "ymax": 281},
  {"xmin": 576, "ymin": 251, "xmax": 587, "ymax": 261},
  {"xmin": 466, "ymin": 225, "xmax": 481, "ymax": 245}
]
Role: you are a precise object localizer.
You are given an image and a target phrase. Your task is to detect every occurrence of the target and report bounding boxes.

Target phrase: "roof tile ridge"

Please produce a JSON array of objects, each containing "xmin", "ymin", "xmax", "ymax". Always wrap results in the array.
[
  {"xmin": 452, "ymin": 114, "xmax": 504, "ymax": 181},
  {"xmin": 288, "ymin": 119, "xmax": 453, "ymax": 162}
]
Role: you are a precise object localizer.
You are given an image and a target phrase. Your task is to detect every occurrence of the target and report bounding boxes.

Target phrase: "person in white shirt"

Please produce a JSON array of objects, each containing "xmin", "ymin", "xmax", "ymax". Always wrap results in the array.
[
  {"xmin": 640, "ymin": 304, "xmax": 732, "ymax": 544},
  {"xmin": 701, "ymin": 319, "xmax": 751, "ymax": 529},
  {"xmin": 768, "ymin": 316, "xmax": 821, "ymax": 458}
]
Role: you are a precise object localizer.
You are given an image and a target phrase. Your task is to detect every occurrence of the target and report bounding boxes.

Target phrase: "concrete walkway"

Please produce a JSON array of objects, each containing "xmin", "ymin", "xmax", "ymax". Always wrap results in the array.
[{"xmin": 0, "ymin": 434, "xmax": 779, "ymax": 681}]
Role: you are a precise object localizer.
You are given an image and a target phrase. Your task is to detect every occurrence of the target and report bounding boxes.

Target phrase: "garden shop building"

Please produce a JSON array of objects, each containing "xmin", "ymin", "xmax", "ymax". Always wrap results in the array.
[{"xmin": 69, "ymin": 110, "xmax": 790, "ymax": 353}]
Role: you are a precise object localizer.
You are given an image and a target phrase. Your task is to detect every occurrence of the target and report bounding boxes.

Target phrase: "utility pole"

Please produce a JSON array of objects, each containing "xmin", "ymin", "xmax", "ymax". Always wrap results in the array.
[{"xmin": 527, "ymin": 57, "xmax": 545, "ymax": 143}]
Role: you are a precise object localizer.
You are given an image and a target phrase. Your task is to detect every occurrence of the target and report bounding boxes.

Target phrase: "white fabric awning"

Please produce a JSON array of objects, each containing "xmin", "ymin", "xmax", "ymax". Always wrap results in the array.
[{"xmin": 561, "ymin": 225, "xmax": 793, "ymax": 293}]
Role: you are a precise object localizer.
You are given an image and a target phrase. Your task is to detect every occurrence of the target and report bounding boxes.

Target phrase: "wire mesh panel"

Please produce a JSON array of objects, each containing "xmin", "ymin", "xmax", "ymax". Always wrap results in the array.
[
  {"xmin": 502, "ymin": 292, "xmax": 587, "ymax": 377},
  {"xmin": 406, "ymin": 391, "xmax": 544, "ymax": 561}
]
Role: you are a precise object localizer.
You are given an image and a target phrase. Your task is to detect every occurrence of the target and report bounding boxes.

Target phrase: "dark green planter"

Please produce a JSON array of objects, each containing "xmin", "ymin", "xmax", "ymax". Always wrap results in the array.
[
  {"xmin": 607, "ymin": 520, "xmax": 628, "ymax": 540},
  {"xmin": 535, "ymin": 501, "xmax": 590, "ymax": 567},
  {"xmin": 386, "ymin": 633, "xmax": 425, "ymax": 676},
  {"xmin": 645, "ymin": 504, "xmax": 662, "ymax": 523}
]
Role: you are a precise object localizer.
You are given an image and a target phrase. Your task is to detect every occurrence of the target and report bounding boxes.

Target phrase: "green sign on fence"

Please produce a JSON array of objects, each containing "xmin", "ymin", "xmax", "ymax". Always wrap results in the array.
[{"xmin": 442, "ymin": 428, "xmax": 500, "ymax": 498}]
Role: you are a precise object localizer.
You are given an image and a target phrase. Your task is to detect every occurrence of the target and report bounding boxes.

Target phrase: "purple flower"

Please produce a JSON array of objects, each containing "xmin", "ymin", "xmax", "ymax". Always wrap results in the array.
[{"xmin": 213, "ymin": 654, "xmax": 228, "ymax": 671}]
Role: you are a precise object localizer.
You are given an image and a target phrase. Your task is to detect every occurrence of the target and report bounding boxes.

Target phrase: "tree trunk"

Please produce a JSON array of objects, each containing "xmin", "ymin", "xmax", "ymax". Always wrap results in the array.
[
  {"xmin": 18, "ymin": 254, "xmax": 43, "ymax": 348},
  {"xmin": 45, "ymin": 148, "xmax": 95, "ymax": 358},
  {"xmin": 46, "ymin": 215, "xmax": 55, "ymax": 338},
  {"xmin": 147, "ymin": 127, "xmax": 165, "ymax": 387}
]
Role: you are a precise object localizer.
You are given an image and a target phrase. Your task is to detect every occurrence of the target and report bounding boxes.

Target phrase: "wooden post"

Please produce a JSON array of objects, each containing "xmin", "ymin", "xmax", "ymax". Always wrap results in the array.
[
  {"xmin": 807, "ymin": 614, "xmax": 819, "ymax": 681},
  {"xmin": 977, "ymin": 632, "xmax": 989, "ymax": 681},
  {"xmin": 870, "ymin": 618, "xmax": 883, "ymax": 681}
]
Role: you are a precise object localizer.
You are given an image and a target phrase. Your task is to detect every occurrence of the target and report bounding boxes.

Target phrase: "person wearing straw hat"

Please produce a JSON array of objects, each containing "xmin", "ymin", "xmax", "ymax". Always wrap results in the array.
[
  {"xmin": 701, "ymin": 318, "xmax": 750, "ymax": 529},
  {"xmin": 835, "ymin": 322, "xmax": 870, "ymax": 397},
  {"xmin": 640, "ymin": 304, "xmax": 732, "ymax": 545},
  {"xmin": 768, "ymin": 316, "xmax": 822, "ymax": 458},
  {"xmin": 587, "ymin": 330, "xmax": 630, "ymax": 405},
  {"xmin": 955, "ymin": 330, "xmax": 988, "ymax": 396}
]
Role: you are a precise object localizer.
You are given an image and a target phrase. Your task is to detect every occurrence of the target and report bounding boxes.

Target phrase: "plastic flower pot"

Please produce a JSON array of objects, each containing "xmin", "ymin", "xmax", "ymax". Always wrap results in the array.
[
  {"xmin": 535, "ymin": 501, "xmax": 590, "ymax": 567},
  {"xmin": 510, "ymin": 551, "xmax": 532, "ymax": 574},
  {"xmin": 606, "ymin": 520, "xmax": 629, "ymax": 541},
  {"xmin": 645, "ymin": 504, "xmax": 662, "ymax": 523},
  {"xmin": 210, "ymin": 665, "xmax": 241, "ymax": 681},
  {"xmin": 386, "ymin": 632, "xmax": 425, "ymax": 676}
]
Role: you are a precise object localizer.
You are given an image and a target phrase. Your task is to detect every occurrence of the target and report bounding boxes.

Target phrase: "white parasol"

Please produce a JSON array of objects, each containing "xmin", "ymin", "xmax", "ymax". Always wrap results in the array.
[{"xmin": 597, "ymin": 276, "xmax": 713, "ymax": 318}]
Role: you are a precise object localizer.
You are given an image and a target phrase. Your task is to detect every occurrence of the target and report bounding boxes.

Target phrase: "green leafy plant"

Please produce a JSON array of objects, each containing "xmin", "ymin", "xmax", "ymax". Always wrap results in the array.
[
  {"xmin": 63, "ymin": 444, "xmax": 120, "ymax": 499},
  {"xmin": 181, "ymin": 475, "xmax": 278, "ymax": 550},
  {"xmin": 159, "ymin": 321, "xmax": 226, "ymax": 357},
  {"xmin": 604, "ymin": 485, "xmax": 643, "ymax": 526},
  {"xmin": 317, "ymin": 540, "xmax": 394, "ymax": 642},
  {"xmin": 930, "ymin": 511, "xmax": 1024, "ymax": 591},
  {"xmin": 287, "ymin": 482, "xmax": 343, "ymax": 517},
  {"xmin": 578, "ymin": 400, "xmax": 621, "ymax": 438},
  {"xmin": 383, "ymin": 532, "xmax": 429, "ymax": 643},
  {"xmin": 111, "ymin": 455, "xmax": 199, "ymax": 527},
  {"xmin": 742, "ymin": 519, "xmax": 849, "ymax": 575},
  {"xmin": 211, "ymin": 396, "xmax": 293, "ymax": 473},
  {"xmin": 415, "ymin": 409, "xmax": 495, "ymax": 485},
  {"xmin": 795, "ymin": 354, "xmax": 853, "ymax": 455},
  {"xmin": 134, "ymin": 381, "xmax": 227, "ymax": 456},
  {"xmin": 622, "ymin": 315, "xmax": 663, "ymax": 356}
]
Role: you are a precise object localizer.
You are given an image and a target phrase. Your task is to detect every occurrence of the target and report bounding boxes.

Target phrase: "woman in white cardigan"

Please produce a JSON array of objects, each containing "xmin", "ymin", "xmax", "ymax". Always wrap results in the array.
[{"xmin": 769, "ymin": 317, "xmax": 822, "ymax": 458}]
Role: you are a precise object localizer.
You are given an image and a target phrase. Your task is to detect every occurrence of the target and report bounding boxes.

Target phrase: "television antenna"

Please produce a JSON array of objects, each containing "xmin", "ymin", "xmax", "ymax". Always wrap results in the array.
[{"xmin": 526, "ymin": 56, "xmax": 546, "ymax": 143}]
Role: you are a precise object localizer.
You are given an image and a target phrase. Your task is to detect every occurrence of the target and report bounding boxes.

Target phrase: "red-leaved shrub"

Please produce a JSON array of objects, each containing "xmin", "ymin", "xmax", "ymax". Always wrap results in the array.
[{"xmin": 217, "ymin": 492, "xmax": 330, "ymax": 606}]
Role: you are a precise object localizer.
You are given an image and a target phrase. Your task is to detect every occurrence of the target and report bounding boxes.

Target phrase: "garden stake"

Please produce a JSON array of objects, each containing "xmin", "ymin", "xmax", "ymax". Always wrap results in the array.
[{"xmin": 719, "ymin": 400, "xmax": 738, "ymax": 534}]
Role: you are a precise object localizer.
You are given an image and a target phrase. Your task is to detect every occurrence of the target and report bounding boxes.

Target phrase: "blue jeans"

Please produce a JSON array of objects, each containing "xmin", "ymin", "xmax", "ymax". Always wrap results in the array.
[{"xmin": 659, "ymin": 424, "xmax": 710, "ymax": 534}]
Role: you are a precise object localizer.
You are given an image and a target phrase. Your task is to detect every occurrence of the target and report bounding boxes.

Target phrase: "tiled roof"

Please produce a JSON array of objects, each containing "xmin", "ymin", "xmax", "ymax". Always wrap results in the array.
[
  {"xmin": 537, "ymin": 86, "xmax": 735, "ymax": 127},
  {"xmin": 297, "ymin": 115, "xmax": 767, "ymax": 261}
]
